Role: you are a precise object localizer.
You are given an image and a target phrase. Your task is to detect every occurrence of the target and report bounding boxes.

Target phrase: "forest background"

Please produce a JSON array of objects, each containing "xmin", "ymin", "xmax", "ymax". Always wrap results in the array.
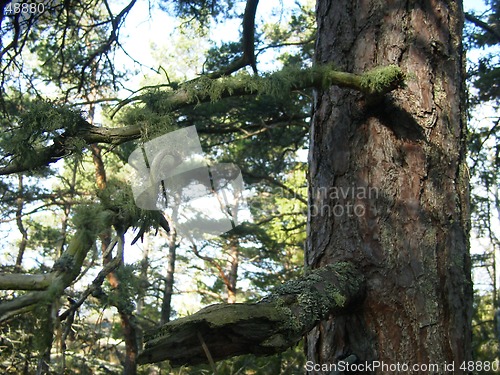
[{"xmin": 0, "ymin": 0, "xmax": 499, "ymax": 374}]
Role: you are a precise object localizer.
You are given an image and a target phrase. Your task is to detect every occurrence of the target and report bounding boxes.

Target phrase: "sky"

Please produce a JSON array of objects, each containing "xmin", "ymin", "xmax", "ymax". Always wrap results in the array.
[
  {"xmin": 116, "ymin": 0, "xmax": 487, "ymax": 74},
  {"xmin": 113, "ymin": 0, "xmax": 307, "ymax": 92}
]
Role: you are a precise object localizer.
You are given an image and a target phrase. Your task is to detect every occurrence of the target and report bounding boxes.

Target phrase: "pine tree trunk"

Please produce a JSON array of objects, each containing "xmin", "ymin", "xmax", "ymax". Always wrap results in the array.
[
  {"xmin": 92, "ymin": 145, "xmax": 138, "ymax": 375},
  {"xmin": 226, "ymin": 236, "xmax": 239, "ymax": 304},
  {"xmin": 161, "ymin": 227, "xmax": 177, "ymax": 325},
  {"xmin": 307, "ymin": 0, "xmax": 472, "ymax": 372}
]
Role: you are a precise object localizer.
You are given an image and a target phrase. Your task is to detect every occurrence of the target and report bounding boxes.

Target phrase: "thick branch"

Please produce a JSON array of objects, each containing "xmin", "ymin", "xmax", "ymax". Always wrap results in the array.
[
  {"xmin": 0, "ymin": 65, "xmax": 404, "ymax": 176},
  {"xmin": 137, "ymin": 261, "xmax": 364, "ymax": 366},
  {"xmin": 208, "ymin": 0, "xmax": 259, "ymax": 78}
]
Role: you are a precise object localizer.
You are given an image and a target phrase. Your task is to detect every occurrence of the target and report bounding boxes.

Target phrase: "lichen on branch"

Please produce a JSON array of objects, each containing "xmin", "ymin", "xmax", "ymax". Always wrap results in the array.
[
  {"xmin": 0, "ymin": 65, "xmax": 404, "ymax": 176},
  {"xmin": 0, "ymin": 228, "xmax": 96, "ymax": 322},
  {"xmin": 143, "ymin": 64, "xmax": 404, "ymax": 109},
  {"xmin": 137, "ymin": 261, "xmax": 364, "ymax": 366}
]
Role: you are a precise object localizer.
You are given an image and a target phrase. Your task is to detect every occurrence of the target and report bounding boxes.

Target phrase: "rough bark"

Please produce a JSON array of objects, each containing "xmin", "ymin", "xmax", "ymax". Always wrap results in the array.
[
  {"xmin": 160, "ymin": 226, "xmax": 177, "ymax": 325},
  {"xmin": 138, "ymin": 261, "xmax": 364, "ymax": 366},
  {"xmin": 306, "ymin": 0, "xmax": 471, "ymax": 372}
]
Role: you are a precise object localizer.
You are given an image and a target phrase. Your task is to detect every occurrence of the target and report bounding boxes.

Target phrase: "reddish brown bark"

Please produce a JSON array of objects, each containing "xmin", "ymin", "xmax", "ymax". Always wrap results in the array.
[
  {"xmin": 307, "ymin": 0, "xmax": 471, "ymax": 373},
  {"xmin": 161, "ymin": 226, "xmax": 177, "ymax": 325},
  {"xmin": 226, "ymin": 236, "xmax": 239, "ymax": 304}
]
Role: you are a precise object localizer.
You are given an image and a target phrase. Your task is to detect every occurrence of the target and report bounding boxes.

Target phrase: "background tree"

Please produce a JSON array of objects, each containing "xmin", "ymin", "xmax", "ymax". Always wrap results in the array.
[
  {"xmin": 464, "ymin": 0, "xmax": 500, "ymax": 364},
  {"xmin": 0, "ymin": 1, "xmax": 313, "ymax": 373}
]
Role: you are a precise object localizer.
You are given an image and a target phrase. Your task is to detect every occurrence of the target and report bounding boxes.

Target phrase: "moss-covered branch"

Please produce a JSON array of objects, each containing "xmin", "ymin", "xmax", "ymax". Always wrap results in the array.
[
  {"xmin": 0, "ymin": 229, "xmax": 95, "ymax": 323},
  {"xmin": 137, "ymin": 261, "xmax": 364, "ymax": 366},
  {"xmin": 121, "ymin": 64, "xmax": 404, "ymax": 114},
  {"xmin": 0, "ymin": 65, "xmax": 404, "ymax": 176}
]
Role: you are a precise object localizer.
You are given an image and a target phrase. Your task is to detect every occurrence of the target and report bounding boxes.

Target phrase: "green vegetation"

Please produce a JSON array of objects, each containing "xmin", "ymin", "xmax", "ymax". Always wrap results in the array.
[{"xmin": 0, "ymin": 0, "xmax": 498, "ymax": 373}]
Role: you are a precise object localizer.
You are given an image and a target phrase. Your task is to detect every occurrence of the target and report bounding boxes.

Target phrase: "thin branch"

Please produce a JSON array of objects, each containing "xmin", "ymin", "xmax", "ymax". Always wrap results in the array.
[
  {"xmin": 69, "ymin": 97, "xmax": 121, "ymax": 107},
  {"xmin": 77, "ymin": 0, "xmax": 137, "ymax": 92},
  {"xmin": 191, "ymin": 244, "xmax": 233, "ymax": 289},
  {"xmin": 465, "ymin": 12, "xmax": 500, "ymax": 45},
  {"xmin": 470, "ymin": 117, "xmax": 500, "ymax": 173},
  {"xmin": 242, "ymin": 169, "xmax": 307, "ymax": 204},
  {"xmin": 256, "ymin": 35, "xmax": 316, "ymax": 57},
  {"xmin": 59, "ymin": 236, "xmax": 120, "ymax": 321}
]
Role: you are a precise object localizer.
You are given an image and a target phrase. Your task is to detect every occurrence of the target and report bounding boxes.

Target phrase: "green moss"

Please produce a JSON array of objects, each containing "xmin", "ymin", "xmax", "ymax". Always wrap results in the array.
[
  {"xmin": 265, "ymin": 262, "xmax": 361, "ymax": 336},
  {"xmin": 360, "ymin": 65, "xmax": 405, "ymax": 95},
  {"xmin": 325, "ymin": 284, "xmax": 347, "ymax": 308},
  {"xmin": 272, "ymin": 295, "xmax": 302, "ymax": 333}
]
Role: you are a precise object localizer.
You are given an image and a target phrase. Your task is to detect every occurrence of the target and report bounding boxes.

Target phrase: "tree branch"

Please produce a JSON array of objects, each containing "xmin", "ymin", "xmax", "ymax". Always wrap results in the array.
[
  {"xmin": 465, "ymin": 12, "xmax": 500, "ymax": 45},
  {"xmin": 77, "ymin": 0, "xmax": 137, "ymax": 92},
  {"xmin": 58, "ymin": 235, "xmax": 121, "ymax": 321},
  {"xmin": 241, "ymin": 169, "xmax": 307, "ymax": 204},
  {"xmin": 0, "ymin": 273, "xmax": 54, "ymax": 290},
  {"xmin": 207, "ymin": 0, "xmax": 260, "ymax": 78},
  {"xmin": 0, "ymin": 229, "xmax": 95, "ymax": 323},
  {"xmin": 191, "ymin": 244, "xmax": 233, "ymax": 291},
  {"xmin": 0, "ymin": 65, "xmax": 404, "ymax": 176},
  {"xmin": 137, "ymin": 261, "xmax": 364, "ymax": 366}
]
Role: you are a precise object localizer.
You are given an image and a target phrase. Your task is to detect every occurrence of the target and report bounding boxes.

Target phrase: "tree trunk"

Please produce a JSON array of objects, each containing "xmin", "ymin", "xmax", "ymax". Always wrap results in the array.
[
  {"xmin": 90, "ymin": 107, "xmax": 139, "ymax": 374},
  {"xmin": 137, "ymin": 234, "xmax": 150, "ymax": 316},
  {"xmin": 15, "ymin": 175, "xmax": 28, "ymax": 269},
  {"xmin": 225, "ymin": 236, "xmax": 239, "ymax": 304},
  {"xmin": 161, "ymin": 226, "xmax": 177, "ymax": 325},
  {"xmin": 91, "ymin": 144, "xmax": 139, "ymax": 375},
  {"xmin": 307, "ymin": 0, "xmax": 471, "ymax": 372}
]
